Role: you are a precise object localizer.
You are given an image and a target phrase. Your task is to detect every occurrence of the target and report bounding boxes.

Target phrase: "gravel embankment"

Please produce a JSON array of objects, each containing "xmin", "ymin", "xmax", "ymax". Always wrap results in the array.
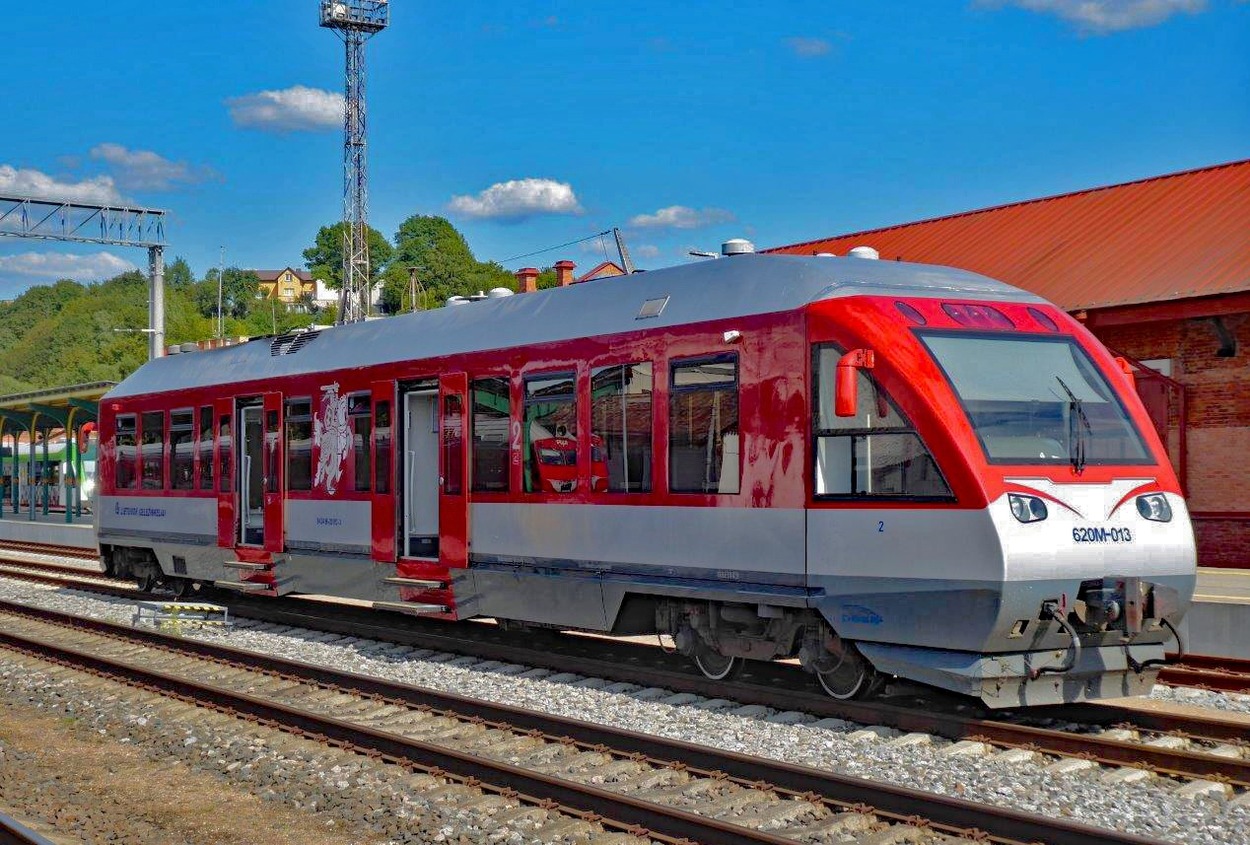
[{"xmin": 0, "ymin": 577, "xmax": 1247, "ymax": 845}]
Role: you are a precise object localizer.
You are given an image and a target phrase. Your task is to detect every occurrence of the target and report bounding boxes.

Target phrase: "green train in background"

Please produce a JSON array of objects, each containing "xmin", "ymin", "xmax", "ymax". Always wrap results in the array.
[{"xmin": 0, "ymin": 434, "xmax": 98, "ymax": 516}]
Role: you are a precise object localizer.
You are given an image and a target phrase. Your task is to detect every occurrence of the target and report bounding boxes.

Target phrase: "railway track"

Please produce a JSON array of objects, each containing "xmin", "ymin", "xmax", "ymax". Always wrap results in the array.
[
  {"xmin": 0, "ymin": 599, "xmax": 1171, "ymax": 845},
  {"xmin": 1, "ymin": 554, "xmax": 1248, "ymax": 793},
  {"xmin": 1159, "ymin": 654, "xmax": 1250, "ymax": 695}
]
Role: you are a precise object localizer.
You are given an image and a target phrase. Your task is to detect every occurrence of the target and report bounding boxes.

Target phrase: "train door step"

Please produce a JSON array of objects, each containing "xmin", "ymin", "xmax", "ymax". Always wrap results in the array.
[
  {"xmin": 371, "ymin": 600, "xmax": 450, "ymax": 616},
  {"xmin": 213, "ymin": 580, "xmax": 273, "ymax": 593},
  {"xmin": 223, "ymin": 560, "xmax": 271, "ymax": 571},
  {"xmin": 383, "ymin": 576, "xmax": 447, "ymax": 589},
  {"xmin": 133, "ymin": 600, "xmax": 231, "ymax": 629}
]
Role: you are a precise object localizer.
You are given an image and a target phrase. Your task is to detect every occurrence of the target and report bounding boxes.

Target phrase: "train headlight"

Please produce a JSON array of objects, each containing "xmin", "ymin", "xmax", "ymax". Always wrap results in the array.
[
  {"xmin": 1136, "ymin": 493, "xmax": 1172, "ymax": 522},
  {"xmin": 1008, "ymin": 494, "xmax": 1048, "ymax": 523}
]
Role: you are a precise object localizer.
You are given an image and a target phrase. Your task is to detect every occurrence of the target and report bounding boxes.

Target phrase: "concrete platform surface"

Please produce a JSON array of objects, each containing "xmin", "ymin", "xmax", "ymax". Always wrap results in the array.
[{"xmin": 0, "ymin": 512, "xmax": 96, "ymax": 549}]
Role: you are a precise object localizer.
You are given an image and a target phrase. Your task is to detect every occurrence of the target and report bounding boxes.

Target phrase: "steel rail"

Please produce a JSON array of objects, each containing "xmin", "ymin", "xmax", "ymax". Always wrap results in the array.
[
  {"xmin": 2, "ymin": 564, "xmax": 1247, "ymax": 786},
  {"xmin": 1159, "ymin": 653, "xmax": 1250, "ymax": 693},
  {"xmin": 0, "ymin": 812, "xmax": 56, "ymax": 845},
  {"xmin": 0, "ymin": 540, "xmax": 99, "ymax": 561},
  {"xmin": 0, "ymin": 602, "xmax": 1171, "ymax": 845}
]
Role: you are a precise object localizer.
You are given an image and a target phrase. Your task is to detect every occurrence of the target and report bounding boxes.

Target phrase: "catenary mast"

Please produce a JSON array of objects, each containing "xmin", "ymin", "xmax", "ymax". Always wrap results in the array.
[{"xmin": 320, "ymin": 1, "xmax": 389, "ymax": 324}]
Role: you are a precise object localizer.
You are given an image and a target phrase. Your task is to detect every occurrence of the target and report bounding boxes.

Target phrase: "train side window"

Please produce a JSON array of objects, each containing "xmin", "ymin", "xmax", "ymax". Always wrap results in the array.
[
  {"xmin": 349, "ymin": 393, "xmax": 371, "ymax": 492},
  {"xmin": 115, "ymin": 415, "xmax": 137, "ymax": 490},
  {"xmin": 198, "ymin": 406, "xmax": 214, "ymax": 490},
  {"xmin": 591, "ymin": 363, "xmax": 653, "ymax": 493},
  {"xmin": 524, "ymin": 371, "xmax": 577, "ymax": 494},
  {"xmin": 286, "ymin": 398, "xmax": 313, "ymax": 492},
  {"xmin": 471, "ymin": 377, "xmax": 510, "ymax": 492},
  {"xmin": 669, "ymin": 355, "xmax": 739, "ymax": 494},
  {"xmin": 813, "ymin": 345, "xmax": 951, "ymax": 498},
  {"xmin": 217, "ymin": 414, "xmax": 233, "ymax": 493},
  {"xmin": 374, "ymin": 400, "xmax": 391, "ymax": 495},
  {"xmin": 140, "ymin": 411, "xmax": 166, "ymax": 490},
  {"xmin": 170, "ymin": 409, "xmax": 195, "ymax": 490}
]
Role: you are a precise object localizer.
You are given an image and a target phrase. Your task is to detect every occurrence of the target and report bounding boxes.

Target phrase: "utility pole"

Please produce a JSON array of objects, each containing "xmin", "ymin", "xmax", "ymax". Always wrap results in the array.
[
  {"xmin": 217, "ymin": 246, "xmax": 225, "ymax": 339},
  {"xmin": 614, "ymin": 227, "xmax": 636, "ymax": 274},
  {"xmin": 148, "ymin": 246, "xmax": 165, "ymax": 360},
  {"xmin": 320, "ymin": 1, "xmax": 389, "ymax": 324}
]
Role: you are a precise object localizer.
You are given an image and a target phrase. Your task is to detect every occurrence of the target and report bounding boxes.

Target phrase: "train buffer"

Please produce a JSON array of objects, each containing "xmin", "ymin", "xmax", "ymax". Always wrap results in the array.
[{"xmin": 132, "ymin": 600, "xmax": 231, "ymax": 632}]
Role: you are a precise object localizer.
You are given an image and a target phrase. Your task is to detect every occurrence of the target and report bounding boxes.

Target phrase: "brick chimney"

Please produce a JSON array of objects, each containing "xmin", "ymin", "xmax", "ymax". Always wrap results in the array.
[
  {"xmin": 554, "ymin": 260, "xmax": 576, "ymax": 287},
  {"xmin": 515, "ymin": 267, "xmax": 540, "ymax": 293}
]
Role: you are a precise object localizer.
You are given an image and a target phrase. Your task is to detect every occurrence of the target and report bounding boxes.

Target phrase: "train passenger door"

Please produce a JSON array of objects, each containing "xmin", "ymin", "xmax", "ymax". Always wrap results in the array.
[
  {"xmin": 238, "ymin": 403, "xmax": 264, "ymax": 546},
  {"xmin": 402, "ymin": 382, "xmax": 440, "ymax": 558},
  {"xmin": 371, "ymin": 380, "xmax": 396, "ymax": 562},
  {"xmin": 237, "ymin": 393, "xmax": 282, "ymax": 549},
  {"xmin": 439, "ymin": 373, "xmax": 470, "ymax": 569},
  {"xmin": 261, "ymin": 393, "xmax": 284, "ymax": 553},
  {"xmin": 215, "ymin": 397, "xmax": 235, "ymax": 547}
]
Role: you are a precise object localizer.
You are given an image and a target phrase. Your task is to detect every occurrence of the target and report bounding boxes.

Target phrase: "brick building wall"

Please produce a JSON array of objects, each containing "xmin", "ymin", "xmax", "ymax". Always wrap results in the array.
[{"xmin": 1093, "ymin": 314, "xmax": 1250, "ymax": 568}]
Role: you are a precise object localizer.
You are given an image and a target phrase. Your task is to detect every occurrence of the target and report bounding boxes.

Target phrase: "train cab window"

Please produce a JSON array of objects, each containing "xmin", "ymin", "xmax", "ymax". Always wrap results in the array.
[
  {"xmin": 170, "ymin": 409, "xmax": 195, "ymax": 490},
  {"xmin": 115, "ymin": 415, "xmax": 137, "ymax": 490},
  {"xmin": 813, "ymin": 345, "xmax": 951, "ymax": 498},
  {"xmin": 349, "ymin": 393, "xmax": 371, "ymax": 492},
  {"xmin": 669, "ymin": 355, "xmax": 739, "ymax": 494},
  {"xmin": 140, "ymin": 411, "xmax": 165, "ymax": 490},
  {"xmin": 591, "ymin": 363, "xmax": 653, "ymax": 493},
  {"xmin": 471, "ymin": 377, "xmax": 510, "ymax": 492},
  {"xmin": 524, "ymin": 372, "xmax": 577, "ymax": 494},
  {"xmin": 285, "ymin": 398, "xmax": 313, "ymax": 492},
  {"xmin": 218, "ymin": 414, "xmax": 232, "ymax": 493},
  {"xmin": 198, "ymin": 406, "xmax": 214, "ymax": 490}
]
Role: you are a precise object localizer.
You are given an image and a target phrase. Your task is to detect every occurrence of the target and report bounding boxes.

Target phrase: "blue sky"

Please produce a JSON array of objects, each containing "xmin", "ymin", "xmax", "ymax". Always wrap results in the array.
[{"xmin": 1, "ymin": 0, "xmax": 1247, "ymax": 294}]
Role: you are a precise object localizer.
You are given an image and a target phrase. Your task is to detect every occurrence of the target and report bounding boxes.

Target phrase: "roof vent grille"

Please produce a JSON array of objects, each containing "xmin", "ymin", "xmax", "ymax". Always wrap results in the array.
[{"xmin": 270, "ymin": 329, "xmax": 322, "ymax": 357}]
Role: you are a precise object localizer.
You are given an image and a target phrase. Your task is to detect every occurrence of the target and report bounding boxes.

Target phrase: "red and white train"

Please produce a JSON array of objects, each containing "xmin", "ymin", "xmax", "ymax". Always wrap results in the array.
[{"xmin": 96, "ymin": 245, "xmax": 1195, "ymax": 707}]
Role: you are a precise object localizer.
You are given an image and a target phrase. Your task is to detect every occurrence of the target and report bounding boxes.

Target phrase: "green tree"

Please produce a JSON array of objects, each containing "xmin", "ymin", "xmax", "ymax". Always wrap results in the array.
[
  {"xmin": 303, "ymin": 222, "xmax": 393, "ymax": 292},
  {"xmin": 194, "ymin": 267, "xmax": 262, "ymax": 322},
  {"xmin": 165, "ymin": 256, "xmax": 194, "ymax": 291},
  {"xmin": 383, "ymin": 214, "xmax": 514, "ymax": 311}
]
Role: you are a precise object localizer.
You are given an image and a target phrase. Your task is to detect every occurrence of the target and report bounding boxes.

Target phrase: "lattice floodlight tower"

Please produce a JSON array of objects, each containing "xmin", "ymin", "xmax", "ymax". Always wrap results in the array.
[{"xmin": 320, "ymin": 0, "xmax": 389, "ymax": 324}]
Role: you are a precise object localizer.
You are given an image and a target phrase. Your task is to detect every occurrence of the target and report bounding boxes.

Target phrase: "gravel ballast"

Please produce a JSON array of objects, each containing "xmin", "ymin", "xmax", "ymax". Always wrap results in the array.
[
  {"xmin": 0, "ymin": 652, "xmax": 649, "ymax": 845},
  {"xmin": 0, "ymin": 576, "xmax": 1246, "ymax": 844}
]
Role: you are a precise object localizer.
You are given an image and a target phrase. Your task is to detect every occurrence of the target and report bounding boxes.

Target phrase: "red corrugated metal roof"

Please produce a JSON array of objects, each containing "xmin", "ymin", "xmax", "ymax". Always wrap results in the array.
[{"xmin": 767, "ymin": 159, "xmax": 1250, "ymax": 312}]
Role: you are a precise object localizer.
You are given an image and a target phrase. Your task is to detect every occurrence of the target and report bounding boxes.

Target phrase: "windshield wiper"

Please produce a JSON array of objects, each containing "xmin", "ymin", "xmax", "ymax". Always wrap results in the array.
[{"xmin": 1055, "ymin": 376, "xmax": 1091, "ymax": 474}]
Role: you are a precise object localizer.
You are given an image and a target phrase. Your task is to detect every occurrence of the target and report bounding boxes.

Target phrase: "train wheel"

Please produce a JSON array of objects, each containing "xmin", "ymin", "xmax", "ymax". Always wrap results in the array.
[
  {"xmin": 693, "ymin": 642, "xmax": 743, "ymax": 681},
  {"xmin": 815, "ymin": 644, "xmax": 880, "ymax": 700},
  {"xmin": 136, "ymin": 572, "xmax": 159, "ymax": 593}
]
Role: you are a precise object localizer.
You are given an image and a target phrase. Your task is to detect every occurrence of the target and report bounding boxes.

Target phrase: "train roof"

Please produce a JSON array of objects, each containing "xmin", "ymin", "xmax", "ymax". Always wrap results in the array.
[{"xmin": 106, "ymin": 253, "xmax": 1043, "ymax": 399}]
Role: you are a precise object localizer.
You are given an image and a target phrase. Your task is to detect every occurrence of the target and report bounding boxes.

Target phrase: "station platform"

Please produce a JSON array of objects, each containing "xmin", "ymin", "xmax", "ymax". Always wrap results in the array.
[
  {"xmin": 0, "ymin": 510, "xmax": 97, "ymax": 550},
  {"xmin": 1183, "ymin": 568, "xmax": 1250, "ymax": 660}
]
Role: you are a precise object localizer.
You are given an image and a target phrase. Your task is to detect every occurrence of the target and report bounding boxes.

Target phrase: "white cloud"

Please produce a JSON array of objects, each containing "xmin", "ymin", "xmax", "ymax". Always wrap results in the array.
[
  {"xmin": 635, "ymin": 244, "xmax": 661, "ymax": 259},
  {"xmin": 628, "ymin": 205, "xmax": 737, "ymax": 230},
  {"xmin": 786, "ymin": 36, "xmax": 833, "ymax": 57},
  {"xmin": 226, "ymin": 85, "xmax": 344, "ymax": 132},
  {"xmin": 0, "ymin": 250, "xmax": 136, "ymax": 282},
  {"xmin": 448, "ymin": 178, "xmax": 583, "ymax": 220},
  {"xmin": 981, "ymin": 0, "xmax": 1207, "ymax": 33},
  {"xmin": 0, "ymin": 164, "xmax": 122, "ymax": 204},
  {"xmin": 89, "ymin": 143, "xmax": 218, "ymax": 191}
]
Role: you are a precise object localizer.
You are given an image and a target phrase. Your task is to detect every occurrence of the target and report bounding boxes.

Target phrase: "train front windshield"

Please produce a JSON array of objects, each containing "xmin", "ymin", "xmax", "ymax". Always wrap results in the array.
[{"xmin": 921, "ymin": 333, "xmax": 1152, "ymax": 466}]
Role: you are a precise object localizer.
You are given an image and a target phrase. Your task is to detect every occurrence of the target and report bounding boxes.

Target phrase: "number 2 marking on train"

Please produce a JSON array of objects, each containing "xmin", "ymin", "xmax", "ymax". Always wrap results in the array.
[{"xmin": 877, "ymin": 520, "xmax": 885, "ymax": 533}]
